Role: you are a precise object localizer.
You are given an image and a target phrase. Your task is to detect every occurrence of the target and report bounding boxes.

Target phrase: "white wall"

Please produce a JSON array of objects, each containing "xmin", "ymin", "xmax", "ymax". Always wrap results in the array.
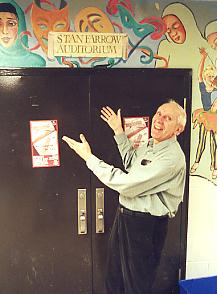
[{"xmin": 186, "ymin": 176, "xmax": 217, "ymax": 278}]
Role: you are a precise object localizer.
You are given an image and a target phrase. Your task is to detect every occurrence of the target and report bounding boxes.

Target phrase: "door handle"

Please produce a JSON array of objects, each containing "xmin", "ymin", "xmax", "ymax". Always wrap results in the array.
[
  {"xmin": 96, "ymin": 188, "xmax": 104, "ymax": 233},
  {"xmin": 78, "ymin": 189, "xmax": 87, "ymax": 234}
]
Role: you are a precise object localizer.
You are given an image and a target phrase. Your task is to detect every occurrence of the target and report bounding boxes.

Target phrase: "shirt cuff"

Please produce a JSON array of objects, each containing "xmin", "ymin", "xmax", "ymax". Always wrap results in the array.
[{"xmin": 114, "ymin": 133, "xmax": 127, "ymax": 144}]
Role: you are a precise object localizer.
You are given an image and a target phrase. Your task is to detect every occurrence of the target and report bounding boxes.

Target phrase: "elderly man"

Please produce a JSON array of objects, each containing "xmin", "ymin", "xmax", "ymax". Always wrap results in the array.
[{"xmin": 63, "ymin": 100, "xmax": 187, "ymax": 294}]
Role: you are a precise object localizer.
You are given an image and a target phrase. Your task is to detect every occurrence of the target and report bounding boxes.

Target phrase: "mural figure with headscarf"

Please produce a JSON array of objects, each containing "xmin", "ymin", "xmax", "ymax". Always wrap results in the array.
[
  {"xmin": 0, "ymin": 0, "xmax": 45, "ymax": 67},
  {"xmin": 155, "ymin": 3, "xmax": 217, "ymax": 181},
  {"xmin": 155, "ymin": 3, "xmax": 207, "ymax": 69},
  {"xmin": 155, "ymin": 3, "xmax": 207, "ymax": 109}
]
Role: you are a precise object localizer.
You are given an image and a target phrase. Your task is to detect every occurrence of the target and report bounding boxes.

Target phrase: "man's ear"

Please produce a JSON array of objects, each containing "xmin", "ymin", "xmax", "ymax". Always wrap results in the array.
[{"xmin": 175, "ymin": 126, "xmax": 183, "ymax": 136}]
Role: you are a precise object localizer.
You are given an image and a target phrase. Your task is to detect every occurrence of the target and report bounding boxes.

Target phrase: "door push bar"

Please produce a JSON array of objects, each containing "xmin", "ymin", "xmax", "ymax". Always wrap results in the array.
[
  {"xmin": 78, "ymin": 189, "xmax": 87, "ymax": 235},
  {"xmin": 77, "ymin": 188, "xmax": 105, "ymax": 235},
  {"xmin": 96, "ymin": 188, "xmax": 104, "ymax": 234}
]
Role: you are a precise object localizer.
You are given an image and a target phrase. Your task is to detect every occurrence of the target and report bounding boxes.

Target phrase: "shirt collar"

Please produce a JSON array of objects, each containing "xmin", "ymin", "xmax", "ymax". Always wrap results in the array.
[{"xmin": 147, "ymin": 136, "xmax": 177, "ymax": 153}]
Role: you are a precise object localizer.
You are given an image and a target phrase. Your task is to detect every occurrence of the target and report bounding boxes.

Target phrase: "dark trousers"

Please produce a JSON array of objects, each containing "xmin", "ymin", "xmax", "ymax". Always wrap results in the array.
[{"xmin": 105, "ymin": 206, "xmax": 168, "ymax": 294}]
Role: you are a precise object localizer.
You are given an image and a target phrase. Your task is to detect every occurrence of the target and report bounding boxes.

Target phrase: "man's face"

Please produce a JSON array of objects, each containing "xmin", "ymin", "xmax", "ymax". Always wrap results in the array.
[
  {"xmin": 0, "ymin": 12, "xmax": 18, "ymax": 48},
  {"xmin": 151, "ymin": 103, "xmax": 181, "ymax": 144}
]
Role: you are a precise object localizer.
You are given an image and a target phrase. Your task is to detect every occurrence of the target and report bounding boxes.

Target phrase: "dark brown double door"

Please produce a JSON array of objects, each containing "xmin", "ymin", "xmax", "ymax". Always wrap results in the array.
[{"xmin": 0, "ymin": 68, "xmax": 191, "ymax": 294}]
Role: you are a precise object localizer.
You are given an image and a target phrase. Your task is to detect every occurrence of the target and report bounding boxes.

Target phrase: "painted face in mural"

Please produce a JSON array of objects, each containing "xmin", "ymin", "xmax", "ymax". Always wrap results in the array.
[
  {"xmin": 213, "ymin": 76, "xmax": 217, "ymax": 88},
  {"xmin": 31, "ymin": 2, "xmax": 70, "ymax": 54},
  {"xmin": 0, "ymin": 12, "xmax": 18, "ymax": 48},
  {"xmin": 203, "ymin": 66, "xmax": 216, "ymax": 89},
  {"xmin": 207, "ymin": 32, "xmax": 217, "ymax": 50},
  {"xmin": 163, "ymin": 14, "xmax": 186, "ymax": 44},
  {"xmin": 74, "ymin": 7, "xmax": 114, "ymax": 33}
]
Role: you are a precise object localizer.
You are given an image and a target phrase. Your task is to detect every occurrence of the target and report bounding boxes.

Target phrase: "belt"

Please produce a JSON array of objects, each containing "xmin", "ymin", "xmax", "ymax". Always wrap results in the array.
[{"xmin": 119, "ymin": 205, "xmax": 168, "ymax": 219}]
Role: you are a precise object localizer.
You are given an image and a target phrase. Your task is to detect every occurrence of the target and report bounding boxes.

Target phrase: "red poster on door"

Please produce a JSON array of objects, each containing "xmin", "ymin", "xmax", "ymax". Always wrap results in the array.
[
  {"xmin": 124, "ymin": 116, "xmax": 149, "ymax": 148},
  {"xmin": 30, "ymin": 120, "xmax": 60, "ymax": 168}
]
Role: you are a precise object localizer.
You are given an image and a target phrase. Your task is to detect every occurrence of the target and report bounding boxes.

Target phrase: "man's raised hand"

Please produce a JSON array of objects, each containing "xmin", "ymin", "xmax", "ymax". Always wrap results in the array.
[{"xmin": 100, "ymin": 106, "xmax": 123, "ymax": 135}]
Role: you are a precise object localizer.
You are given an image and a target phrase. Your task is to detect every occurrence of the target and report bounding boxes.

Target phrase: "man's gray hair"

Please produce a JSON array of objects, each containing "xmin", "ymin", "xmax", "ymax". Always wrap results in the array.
[{"xmin": 168, "ymin": 99, "xmax": 187, "ymax": 129}]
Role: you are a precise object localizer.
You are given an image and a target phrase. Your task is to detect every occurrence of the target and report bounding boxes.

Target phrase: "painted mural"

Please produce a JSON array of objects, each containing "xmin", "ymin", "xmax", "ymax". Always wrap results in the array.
[
  {"xmin": 0, "ymin": 0, "xmax": 45, "ymax": 66},
  {"xmin": 0, "ymin": 0, "xmax": 216, "ymax": 183}
]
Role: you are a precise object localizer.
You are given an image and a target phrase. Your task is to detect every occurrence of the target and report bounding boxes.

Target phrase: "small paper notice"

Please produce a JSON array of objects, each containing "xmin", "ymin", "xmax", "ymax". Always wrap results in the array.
[
  {"xmin": 30, "ymin": 120, "xmax": 60, "ymax": 168},
  {"xmin": 124, "ymin": 117, "xmax": 149, "ymax": 148}
]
